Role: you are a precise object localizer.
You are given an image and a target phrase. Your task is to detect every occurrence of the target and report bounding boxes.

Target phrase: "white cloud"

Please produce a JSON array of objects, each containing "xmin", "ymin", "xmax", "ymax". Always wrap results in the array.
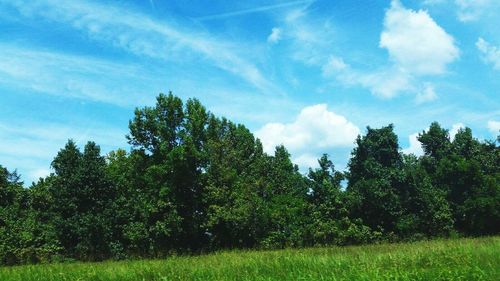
[
  {"xmin": 281, "ymin": 7, "xmax": 337, "ymax": 66},
  {"xmin": 321, "ymin": 56, "xmax": 348, "ymax": 76},
  {"xmin": 424, "ymin": 0, "xmax": 499, "ymax": 22},
  {"xmin": 423, "ymin": 0, "xmax": 447, "ymax": 5},
  {"xmin": 357, "ymin": 68, "xmax": 413, "ymax": 99},
  {"xmin": 402, "ymin": 133, "xmax": 424, "ymax": 156},
  {"xmin": 416, "ymin": 83, "xmax": 438, "ymax": 104},
  {"xmin": 0, "ymin": 45, "xmax": 163, "ymax": 106},
  {"xmin": 487, "ymin": 120, "xmax": 500, "ymax": 135},
  {"xmin": 403, "ymin": 122, "xmax": 467, "ymax": 156},
  {"xmin": 455, "ymin": 0, "xmax": 492, "ymax": 22},
  {"xmin": 30, "ymin": 168, "xmax": 52, "ymax": 181},
  {"xmin": 0, "ymin": 122, "xmax": 126, "ymax": 159},
  {"xmin": 0, "ymin": 0, "xmax": 279, "ymax": 94},
  {"xmin": 316, "ymin": 1, "xmax": 454, "ymax": 101},
  {"xmin": 476, "ymin": 38, "xmax": 500, "ymax": 70},
  {"xmin": 380, "ymin": 0, "xmax": 459, "ymax": 76},
  {"xmin": 293, "ymin": 153, "xmax": 321, "ymax": 170},
  {"xmin": 450, "ymin": 122, "xmax": 465, "ymax": 141},
  {"xmin": 267, "ymin": 27, "xmax": 282, "ymax": 43},
  {"xmin": 323, "ymin": 61, "xmax": 413, "ymax": 99},
  {"xmin": 196, "ymin": 0, "xmax": 313, "ymax": 21},
  {"xmin": 256, "ymin": 104, "xmax": 359, "ymax": 168}
]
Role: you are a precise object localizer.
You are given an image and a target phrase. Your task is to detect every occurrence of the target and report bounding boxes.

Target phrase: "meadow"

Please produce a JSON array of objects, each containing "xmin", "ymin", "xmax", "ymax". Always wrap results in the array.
[{"xmin": 0, "ymin": 236, "xmax": 498, "ymax": 281}]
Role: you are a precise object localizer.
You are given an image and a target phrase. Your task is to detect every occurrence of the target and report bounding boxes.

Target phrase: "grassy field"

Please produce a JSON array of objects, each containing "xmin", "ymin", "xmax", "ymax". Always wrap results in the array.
[{"xmin": 0, "ymin": 236, "xmax": 498, "ymax": 281}]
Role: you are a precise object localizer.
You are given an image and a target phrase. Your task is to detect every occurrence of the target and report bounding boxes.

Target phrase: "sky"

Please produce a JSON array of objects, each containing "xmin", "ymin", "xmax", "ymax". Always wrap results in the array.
[{"xmin": 0, "ymin": 0, "xmax": 499, "ymax": 185}]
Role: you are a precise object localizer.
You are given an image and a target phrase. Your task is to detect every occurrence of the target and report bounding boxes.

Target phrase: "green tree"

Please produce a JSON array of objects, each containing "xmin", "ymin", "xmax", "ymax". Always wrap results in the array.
[
  {"xmin": 203, "ymin": 117, "xmax": 267, "ymax": 249},
  {"xmin": 127, "ymin": 93, "xmax": 209, "ymax": 252},
  {"xmin": 259, "ymin": 145, "xmax": 310, "ymax": 248},
  {"xmin": 0, "ymin": 166, "xmax": 60, "ymax": 264},
  {"xmin": 435, "ymin": 128, "xmax": 500, "ymax": 234},
  {"xmin": 0, "ymin": 165, "xmax": 29, "ymax": 264},
  {"xmin": 306, "ymin": 154, "xmax": 371, "ymax": 245},
  {"xmin": 2, "ymin": 93, "xmax": 499, "ymax": 265},
  {"xmin": 417, "ymin": 122, "xmax": 450, "ymax": 161},
  {"xmin": 398, "ymin": 155, "xmax": 453, "ymax": 238},
  {"xmin": 347, "ymin": 125, "xmax": 405, "ymax": 235},
  {"xmin": 49, "ymin": 140, "xmax": 116, "ymax": 260}
]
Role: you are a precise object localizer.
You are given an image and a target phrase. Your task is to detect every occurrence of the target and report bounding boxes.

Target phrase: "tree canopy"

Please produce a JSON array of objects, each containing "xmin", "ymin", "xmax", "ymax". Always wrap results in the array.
[{"xmin": 1, "ymin": 93, "xmax": 498, "ymax": 265}]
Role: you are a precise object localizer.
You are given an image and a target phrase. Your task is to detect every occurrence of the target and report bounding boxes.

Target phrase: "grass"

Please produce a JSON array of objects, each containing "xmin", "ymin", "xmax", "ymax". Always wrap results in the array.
[{"xmin": 0, "ymin": 236, "xmax": 499, "ymax": 281}]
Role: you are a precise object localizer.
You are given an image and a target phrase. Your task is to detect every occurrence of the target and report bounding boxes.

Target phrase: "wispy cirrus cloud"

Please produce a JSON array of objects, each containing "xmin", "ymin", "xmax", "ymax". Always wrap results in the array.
[
  {"xmin": 322, "ymin": 58, "xmax": 412, "ymax": 99},
  {"xmin": 0, "ymin": 121, "xmax": 127, "ymax": 184},
  {"xmin": 0, "ymin": 0, "xmax": 281, "ymax": 95},
  {"xmin": 0, "ymin": 44, "xmax": 164, "ymax": 106},
  {"xmin": 195, "ymin": 0, "xmax": 313, "ymax": 21},
  {"xmin": 455, "ymin": 0, "xmax": 494, "ymax": 22},
  {"xmin": 423, "ymin": 0, "xmax": 500, "ymax": 22},
  {"xmin": 1, "ymin": 0, "xmax": 497, "ymax": 184},
  {"xmin": 282, "ymin": 7, "xmax": 336, "ymax": 66}
]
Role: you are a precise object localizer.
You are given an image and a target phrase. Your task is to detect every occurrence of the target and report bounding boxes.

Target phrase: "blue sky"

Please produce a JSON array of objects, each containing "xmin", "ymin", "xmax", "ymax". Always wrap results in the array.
[{"xmin": 0, "ymin": 0, "xmax": 499, "ymax": 184}]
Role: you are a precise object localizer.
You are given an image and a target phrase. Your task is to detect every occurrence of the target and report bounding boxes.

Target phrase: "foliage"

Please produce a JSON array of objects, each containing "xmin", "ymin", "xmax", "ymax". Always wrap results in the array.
[{"xmin": 0, "ymin": 93, "xmax": 498, "ymax": 265}]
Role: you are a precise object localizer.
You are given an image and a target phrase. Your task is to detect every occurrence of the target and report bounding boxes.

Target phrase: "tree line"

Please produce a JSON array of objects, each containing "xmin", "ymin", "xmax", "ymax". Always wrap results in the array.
[{"xmin": 1, "ymin": 93, "xmax": 498, "ymax": 265}]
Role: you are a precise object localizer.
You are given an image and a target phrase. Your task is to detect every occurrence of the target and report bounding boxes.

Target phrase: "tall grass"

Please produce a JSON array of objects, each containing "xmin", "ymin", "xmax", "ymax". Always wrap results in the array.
[{"xmin": 1, "ymin": 236, "xmax": 498, "ymax": 281}]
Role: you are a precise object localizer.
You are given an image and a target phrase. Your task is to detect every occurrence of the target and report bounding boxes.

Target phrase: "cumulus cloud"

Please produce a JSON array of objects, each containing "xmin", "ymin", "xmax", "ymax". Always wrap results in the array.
[
  {"xmin": 30, "ymin": 168, "xmax": 52, "ymax": 182},
  {"xmin": 256, "ymin": 104, "xmax": 359, "ymax": 153},
  {"xmin": 487, "ymin": 120, "xmax": 500, "ymax": 135},
  {"xmin": 450, "ymin": 122, "xmax": 465, "ymax": 141},
  {"xmin": 402, "ymin": 133, "xmax": 424, "ymax": 156},
  {"xmin": 256, "ymin": 104, "xmax": 359, "ymax": 168},
  {"xmin": 293, "ymin": 153, "xmax": 322, "ymax": 170},
  {"xmin": 476, "ymin": 38, "xmax": 500, "ymax": 70},
  {"xmin": 380, "ymin": 0, "xmax": 459, "ymax": 76},
  {"xmin": 403, "ymin": 123, "xmax": 466, "ymax": 157},
  {"xmin": 267, "ymin": 27, "xmax": 282, "ymax": 43},
  {"xmin": 319, "ymin": 1, "xmax": 455, "ymax": 101}
]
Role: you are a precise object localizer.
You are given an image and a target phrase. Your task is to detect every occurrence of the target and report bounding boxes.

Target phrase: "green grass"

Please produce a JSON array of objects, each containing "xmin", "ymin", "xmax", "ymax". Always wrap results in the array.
[{"xmin": 1, "ymin": 236, "xmax": 499, "ymax": 281}]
